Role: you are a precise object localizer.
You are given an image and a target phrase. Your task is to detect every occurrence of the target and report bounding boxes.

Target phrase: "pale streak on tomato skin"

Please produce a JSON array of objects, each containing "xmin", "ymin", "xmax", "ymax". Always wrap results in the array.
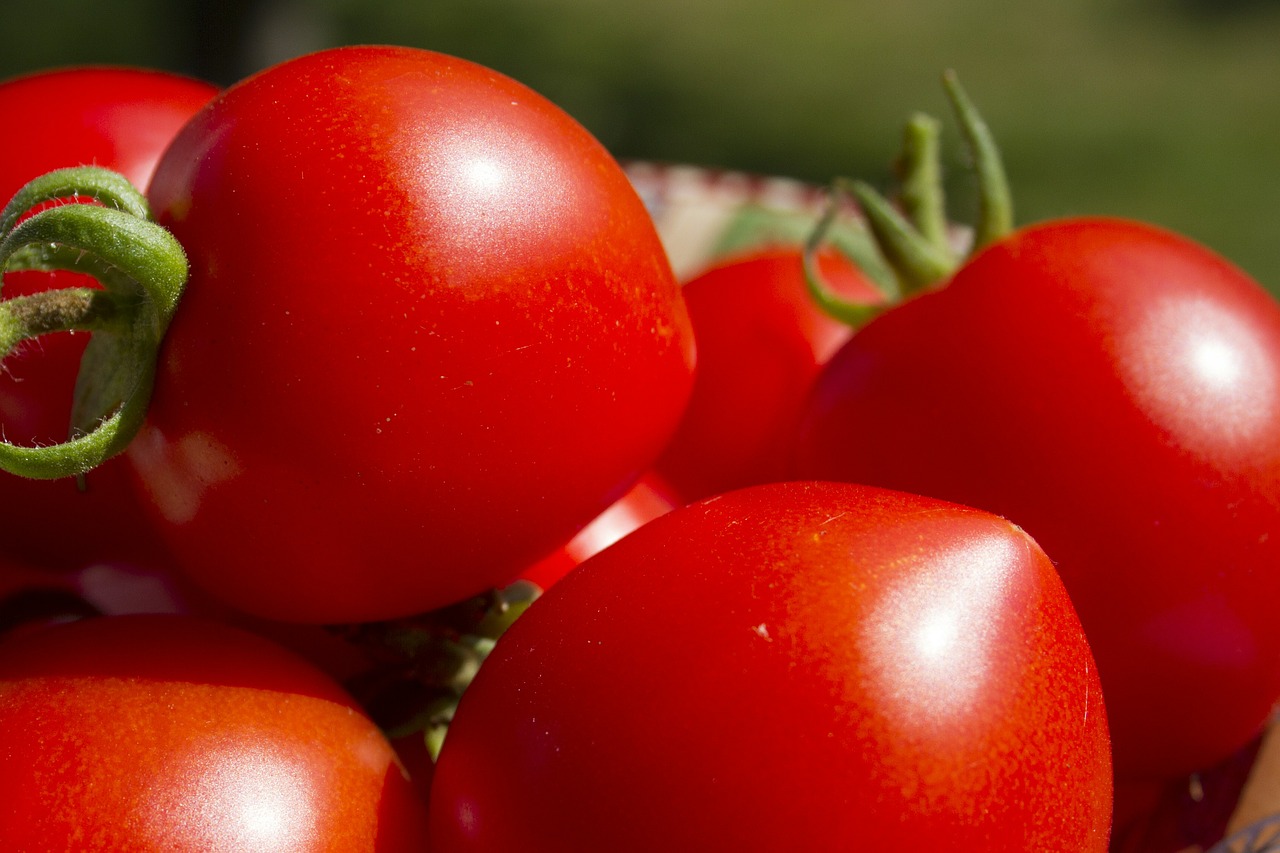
[{"xmin": 125, "ymin": 423, "xmax": 242, "ymax": 526}]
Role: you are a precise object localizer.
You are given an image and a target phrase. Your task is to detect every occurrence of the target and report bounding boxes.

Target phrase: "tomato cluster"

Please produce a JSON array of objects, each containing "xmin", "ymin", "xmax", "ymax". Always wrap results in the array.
[{"xmin": 0, "ymin": 48, "xmax": 1277, "ymax": 852}]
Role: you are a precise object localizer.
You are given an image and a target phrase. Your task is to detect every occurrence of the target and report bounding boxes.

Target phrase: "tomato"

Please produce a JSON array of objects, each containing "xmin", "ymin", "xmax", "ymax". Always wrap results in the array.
[
  {"xmin": 0, "ymin": 67, "xmax": 217, "ymax": 571},
  {"xmin": 0, "ymin": 67, "xmax": 218, "ymax": 202},
  {"xmin": 428, "ymin": 481, "xmax": 1113, "ymax": 851},
  {"xmin": 651, "ymin": 246, "xmax": 885, "ymax": 503},
  {"xmin": 131, "ymin": 46, "xmax": 694, "ymax": 623},
  {"xmin": 792, "ymin": 217, "xmax": 1280, "ymax": 781},
  {"xmin": 518, "ymin": 472, "xmax": 677, "ymax": 591},
  {"xmin": 0, "ymin": 613, "xmax": 430, "ymax": 849}
]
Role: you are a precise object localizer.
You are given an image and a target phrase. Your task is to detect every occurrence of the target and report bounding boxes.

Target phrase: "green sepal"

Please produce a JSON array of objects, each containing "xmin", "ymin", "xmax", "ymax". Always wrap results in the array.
[
  {"xmin": 846, "ymin": 179, "xmax": 956, "ymax": 294},
  {"xmin": 895, "ymin": 112, "xmax": 953, "ymax": 260},
  {"xmin": 710, "ymin": 200, "xmax": 899, "ymax": 295},
  {"xmin": 802, "ymin": 70, "xmax": 1015, "ymax": 328},
  {"xmin": 941, "ymin": 70, "xmax": 1013, "ymax": 249},
  {"xmin": 801, "ymin": 186, "xmax": 893, "ymax": 329}
]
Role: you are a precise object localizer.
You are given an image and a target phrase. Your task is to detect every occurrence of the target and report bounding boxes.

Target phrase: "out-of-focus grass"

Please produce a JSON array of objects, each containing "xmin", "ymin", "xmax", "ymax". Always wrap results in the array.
[{"xmin": 2, "ymin": 0, "xmax": 1278, "ymax": 291}]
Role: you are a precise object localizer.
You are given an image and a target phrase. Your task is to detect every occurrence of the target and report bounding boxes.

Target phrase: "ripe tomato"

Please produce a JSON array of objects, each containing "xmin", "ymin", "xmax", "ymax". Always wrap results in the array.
[
  {"xmin": 133, "ymin": 46, "xmax": 694, "ymax": 622},
  {"xmin": 0, "ymin": 613, "xmax": 430, "ymax": 850},
  {"xmin": 0, "ymin": 66, "xmax": 218, "ymax": 202},
  {"xmin": 428, "ymin": 481, "xmax": 1113, "ymax": 851},
  {"xmin": 792, "ymin": 217, "xmax": 1280, "ymax": 781},
  {"xmin": 652, "ymin": 246, "xmax": 884, "ymax": 503},
  {"xmin": 0, "ymin": 66, "xmax": 217, "ymax": 571}
]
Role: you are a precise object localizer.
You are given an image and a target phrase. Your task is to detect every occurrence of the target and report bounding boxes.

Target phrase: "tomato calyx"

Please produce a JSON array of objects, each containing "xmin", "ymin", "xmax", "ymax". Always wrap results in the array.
[
  {"xmin": 0, "ymin": 166, "xmax": 186, "ymax": 479},
  {"xmin": 330, "ymin": 579, "xmax": 540, "ymax": 761},
  {"xmin": 804, "ymin": 70, "xmax": 1013, "ymax": 324}
]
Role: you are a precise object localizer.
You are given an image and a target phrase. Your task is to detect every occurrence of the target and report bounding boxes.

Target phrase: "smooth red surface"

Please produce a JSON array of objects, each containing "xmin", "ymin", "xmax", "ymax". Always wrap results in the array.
[
  {"xmin": 0, "ymin": 66, "xmax": 217, "ymax": 201},
  {"xmin": 0, "ymin": 67, "xmax": 217, "ymax": 571},
  {"xmin": 792, "ymin": 217, "xmax": 1280, "ymax": 780},
  {"xmin": 0, "ymin": 614, "xmax": 429, "ymax": 850},
  {"xmin": 429, "ymin": 481, "xmax": 1113, "ymax": 851},
  {"xmin": 136, "ymin": 46, "xmax": 695, "ymax": 622},
  {"xmin": 653, "ymin": 247, "xmax": 884, "ymax": 502}
]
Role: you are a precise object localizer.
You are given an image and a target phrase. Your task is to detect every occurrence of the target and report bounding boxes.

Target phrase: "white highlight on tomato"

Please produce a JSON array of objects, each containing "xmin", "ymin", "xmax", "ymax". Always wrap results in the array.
[
  {"xmin": 1124, "ymin": 294, "xmax": 1280, "ymax": 456},
  {"xmin": 461, "ymin": 156, "xmax": 505, "ymax": 196},
  {"xmin": 145, "ymin": 737, "xmax": 320, "ymax": 850},
  {"xmin": 863, "ymin": 528, "xmax": 1024, "ymax": 735}
]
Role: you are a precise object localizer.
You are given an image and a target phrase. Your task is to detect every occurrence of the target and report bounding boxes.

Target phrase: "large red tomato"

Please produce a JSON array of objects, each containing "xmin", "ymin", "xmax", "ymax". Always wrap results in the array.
[
  {"xmin": 428, "ymin": 481, "xmax": 1113, "ymax": 851},
  {"xmin": 133, "ymin": 46, "xmax": 695, "ymax": 622},
  {"xmin": 0, "ymin": 613, "xmax": 429, "ymax": 850},
  {"xmin": 792, "ymin": 217, "xmax": 1280, "ymax": 781},
  {"xmin": 652, "ymin": 246, "xmax": 884, "ymax": 503},
  {"xmin": 0, "ymin": 66, "xmax": 217, "ymax": 571}
]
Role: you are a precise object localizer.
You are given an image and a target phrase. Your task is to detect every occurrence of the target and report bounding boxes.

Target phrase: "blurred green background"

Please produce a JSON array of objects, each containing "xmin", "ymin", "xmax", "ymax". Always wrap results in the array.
[{"xmin": 1, "ymin": 0, "xmax": 1277, "ymax": 292}]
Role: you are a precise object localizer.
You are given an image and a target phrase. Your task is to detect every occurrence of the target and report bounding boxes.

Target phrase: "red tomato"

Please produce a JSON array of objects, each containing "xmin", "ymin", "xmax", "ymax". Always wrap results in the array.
[
  {"xmin": 518, "ymin": 472, "xmax": 677, "ymax": 591},
  {"xmin": 0, "ymin": 66, "xmax": 218, "ymax": 201},
  {"xmin": 792, "ymin": 218, "xmax": 1280, "ymax": 781},
  {"xmin": 0, "ymin": 67, "xmax": 217, "ymax": 571},
  {"xmin": 428, "ymin": 481, "xmax": 1113, "ymax": 851},
  {"xmin": 0, "ymin": 613, "xmax": 429, "ymax": 850},
  {"xmin": 652, "ymin": 246, "xmax": 884, "ymax": 502},
  {"xmin": 133, "ymin": 46, "xmax": 694, "ymax": 623}
]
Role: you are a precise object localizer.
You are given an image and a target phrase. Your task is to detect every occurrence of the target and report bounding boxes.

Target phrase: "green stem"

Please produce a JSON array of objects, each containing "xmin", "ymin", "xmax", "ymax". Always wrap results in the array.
[
  {"xmin": 0, "ymin": 166, "xmax": 187, "ymax": 479},
  {"xmin": 801, "ymin": 186, "xmax": 893, "ymax": 328},
  {"xmin": 941, "ymin": 70, "xmax": 1013, "ymax": 249},
  {"xmin": 0, "ymin": 287, "xmax": 118, "ymax": 350},
  {"xmin": 895, "ymin": 112, "xmax": 953, "ymax": 260}
]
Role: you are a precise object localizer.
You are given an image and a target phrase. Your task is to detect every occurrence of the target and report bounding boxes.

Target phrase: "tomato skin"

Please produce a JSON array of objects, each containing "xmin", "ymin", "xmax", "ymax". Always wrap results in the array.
[
  {"xmin": 652, "ymin": 247, "xmax": 884, "ymax": 503},
  {"xmin": 518, "ymin": 472, "xmax": 677, "ymax": 591},
  {"xmin": 0, "ymin": 613, "xmax": 429, "ymax": 850},
  {"xmin": 136, "ymin": 46, "xmax": 694, "ymax": 622},
  {"xmin": 792, "ymin": 217, "xmax": 1280, "ymax": 781},
  {"xmin": 0, "ymin": 66, "xmax": 218, "ymax": 201},
  {"xmin": 428, "ymin": 481, "xmax": 1112, "ymax": 851},
  {"xmin": 0, "ymin": 67, "xmax": 217, "ymax": 571}
]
